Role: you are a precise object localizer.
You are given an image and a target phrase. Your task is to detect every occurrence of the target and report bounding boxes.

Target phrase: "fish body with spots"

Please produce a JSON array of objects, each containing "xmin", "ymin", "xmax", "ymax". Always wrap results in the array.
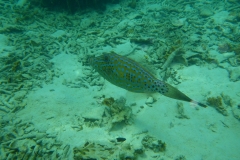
[{"xmin": 89, "ymin": 53, "xmax": 206, "ymax": 108}]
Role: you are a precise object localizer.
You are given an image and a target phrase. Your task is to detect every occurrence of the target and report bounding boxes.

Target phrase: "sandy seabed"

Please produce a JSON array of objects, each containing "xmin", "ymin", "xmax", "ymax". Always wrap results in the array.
[{"xmin": 1, "ymin": 0, "xmax": 240, "ymax": 159}]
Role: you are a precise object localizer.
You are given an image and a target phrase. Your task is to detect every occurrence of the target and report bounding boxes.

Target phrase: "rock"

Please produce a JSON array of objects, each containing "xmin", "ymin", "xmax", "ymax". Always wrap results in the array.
[
  {"xmin": 208, "ymin": 50, "xmax": 235, "ymax": 63},
  {"xmin": 117, "ymin": 19, "xmax": 129, "ymax": 31},
  {"xmin": 14, "ymin": 91, "xmax": 28, "ymax": 100},
  {"xmin": 21, "ymin": 73, "xmax": 32, "ymax": 79},
  {"xmin": 200, "ymin": 8, "xmax": 213, "ymax": 17},
  {"xmin": 212, "ymin": 11, "xmax": 229, "ymax": 24},
  {"xmin": 171, "ymin": 18, "xmax": 186, "ymax": 27},
  {"xmin": 145, "ymin": 97, "xmax": 154, "ymax": 105},
  {"xmin": 51, "ymin": 30, "xmax": 66, "ymax": 38},
  {"xmin": 80, "ymin": 18, "xmax": 94, "ymax": 29},
  {"xmin": 16, "ymin": 0, "xmax": 27, "ymax": 7},
  {"xmin": 82, "ymin": 106, "xmax": 105, "ymax": 120}
]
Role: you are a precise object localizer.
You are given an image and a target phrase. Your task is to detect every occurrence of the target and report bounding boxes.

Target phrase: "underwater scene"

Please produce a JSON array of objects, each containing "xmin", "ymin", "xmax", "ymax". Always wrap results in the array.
[{"xmin": 0, "ymin": 0, "xmax": 240, "ymax": 159}]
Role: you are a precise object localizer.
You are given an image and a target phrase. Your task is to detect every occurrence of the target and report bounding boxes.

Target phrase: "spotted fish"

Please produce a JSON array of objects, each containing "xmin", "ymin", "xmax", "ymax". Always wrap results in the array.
[{"xmin": 89, "ymin": 52, "xmax": 206, "ymax": 107}]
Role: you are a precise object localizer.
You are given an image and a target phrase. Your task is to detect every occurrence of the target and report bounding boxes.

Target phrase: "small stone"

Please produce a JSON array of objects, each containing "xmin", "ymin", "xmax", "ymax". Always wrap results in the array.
[
  {"xmin": 24, "ymin": 126, "xmax": 35, "ymax": 133},
  {"xmin": 82, "ymin": 106, "xmax": 105, "ymax": 120},
  {"xmin": 14, "ymin": 91, "xmax": 28, "ymax": 100},
  {"xmin": 51, "ymin": 30, "xmax": 66, "ymax": 38},
  {"xmin": 200, "ymin": 8, "xmax": 213, "ymax": 17},
  {"xmin": 130, "ymin": 102, "xmax": 136, "ymax": 106},
  {"xmin": 117, "ymin": 19, "xmax": 129, "ymax": 31},
  {"xmin": 26, "ymin": 81, "xmax": 33, "ymax": 87},
  {"xmin": 21, "ymin": 73, "xmax": 31, "ymax": 79},
  {"xmin": 171, "ymin": 18, "xmax": 186, "ymax": 27},
  {"xmin": 145, "ymin": 97, "xmax": 154, "ymax": 104},
  {"xmin": 80, "ymin": 18, "xmax": 94, "ymax": 29}
]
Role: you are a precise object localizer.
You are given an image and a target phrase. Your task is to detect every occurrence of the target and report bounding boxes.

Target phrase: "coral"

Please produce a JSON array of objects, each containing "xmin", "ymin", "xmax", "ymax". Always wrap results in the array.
[
  {"xmin": 73, "ymin": 134, "xmax": 165, "ymax": 160},
  {"xmin": 0, "ymin": 117, "xmax": 67, "ymax": 159},
  {"xmin": 229, "ymin": 55, "xmax": 240, "ymax": 66},
  {"xmin": 73, "ymin": 142, "xmax": 114, "ymax": 159},
  {"xmin": 207, "ymin": 96, "xmax": 228, "ymax": 116},
  {"xmin": 175, "ymin": 155, "xmax": 187, "ymax": 160},
  {"xmin": 230, "ymin": 44, "xmax": 240, "ymax": 55},
  {"xmin": 73, "ymin": 141, "xmax": 137, "ymax": 160},
  {"xmin": 87, "ymin": 96, "xmax": 132, "ymax": 130},
  {"xmin": 11, "ymin": 61, "xmax": 21, "ymax": 72},
  {"xmin": 63, "ymin": 65, "xmax": 104, "ymax": 90},
  {"xmin": 217, "ymin": 43, "xmax": 231, "ymax": 53},
  {"xmin": 207, "ymin": 96, "xmax": 222, "ymax": 107},
  {"xmin": 171, "ymin": 18, "xmax": 186, "ymax": 27},
  {"xmin": 128, "ymin": 0, "xmax": 137, "ymax": 9},
  {"xmin": 103, "ymin": 97, "xmax": 132, "ymax": 130},
  {"xmin": 229, "ymin": 66, "xmax": 240, "ymax": 82},
  {"xmin": 159, "ymin": 40, "xmax": 186, "ymax": 71},
  {"xmin": 200, "ymin": 8, "xmax": 213, "ymax": 17},
  {"xmin": 161, "ymin": 47, "xmax": 181, "ymax": 71},
  {"xmin": 102, "ymin": 97, "xmax": 115, "ymax": 107},
  {"xmin": 141, "ymin": 135, "xmax": 166, "ymax": 152},
  {"xmin": 0, "ymin": 26, "xmax": 25, "ymax": 34},
  {"xmin": 221, "ymin": 93, "xmax": 236, "ymax": 107},
  {"xmin": 175, "ymin": 102, "xmax": 190, "ymax": 119}
]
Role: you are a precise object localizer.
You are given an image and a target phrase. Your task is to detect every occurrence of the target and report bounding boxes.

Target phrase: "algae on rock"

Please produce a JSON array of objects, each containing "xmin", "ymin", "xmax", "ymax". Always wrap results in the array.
[
  {"xmin": 102, "ymin": 96, "xmax": 133, "ymax": 131},
  {"xmin": 207, "ymin": 96, "xmax": 228, "ymax": 116}
]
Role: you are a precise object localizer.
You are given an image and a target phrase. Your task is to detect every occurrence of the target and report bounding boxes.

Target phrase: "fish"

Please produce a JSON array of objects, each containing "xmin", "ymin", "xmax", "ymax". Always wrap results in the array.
[
  {"xmin": 116, "ymin": 137, "xmax": 126, "ymax": 142},
  {"xmin": 89, "ymin": 52, "xmax": 207, "ymax": 108}
]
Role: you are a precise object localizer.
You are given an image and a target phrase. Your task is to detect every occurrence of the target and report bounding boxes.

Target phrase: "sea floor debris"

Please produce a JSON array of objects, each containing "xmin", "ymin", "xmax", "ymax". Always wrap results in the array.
[
  {"xmin": 0, "ymin": 0, "xmax": 240, "ymax": 159},
  {"xmin": 73, "ymin": 134, "xmax": 166, "ymax": 160}
]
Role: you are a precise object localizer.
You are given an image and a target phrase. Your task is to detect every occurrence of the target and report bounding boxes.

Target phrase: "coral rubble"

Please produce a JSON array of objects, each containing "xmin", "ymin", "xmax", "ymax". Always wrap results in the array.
[{"xmin": 207, "ymin": 96, "xmax": 228, "ymax": 116}]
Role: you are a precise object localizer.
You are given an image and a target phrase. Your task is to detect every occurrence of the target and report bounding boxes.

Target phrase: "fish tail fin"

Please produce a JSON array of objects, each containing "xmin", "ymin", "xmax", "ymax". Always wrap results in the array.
[
  {"xmin": 162, "ymin": 83, "xmax": 207, "ymax": 108},
  {"xmin": 191, "ymin": 100, "xmax": 207, "ymax": 108}
]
